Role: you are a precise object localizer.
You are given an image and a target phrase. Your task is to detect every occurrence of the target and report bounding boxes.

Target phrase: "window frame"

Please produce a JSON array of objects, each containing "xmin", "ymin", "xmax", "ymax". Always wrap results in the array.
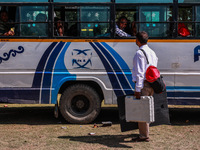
[
  {"xmin": 0, "ymin": 2, "xmax": 51, "ymax": 39},
  {"xmin": 0, "ymin": 1, "xmax": 200, "ymax": 39},
  {"xmin": 52, "ymin": 3, "xmax": 113, "ymax": 39},
  {"xmin": 115, "ymin": 3, "xmax": 174, "ymax": 39}
]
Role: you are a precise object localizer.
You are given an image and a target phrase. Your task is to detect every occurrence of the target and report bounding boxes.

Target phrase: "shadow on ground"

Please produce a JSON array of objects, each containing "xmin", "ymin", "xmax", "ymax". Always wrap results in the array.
[
  {"xmin": 0, "ymin": 105, "xmax": 200, "ymax": 125},
  {"xmin": 169, "ymin": 107, "xmax": 200, "ymax": 125},
  {"xmin": 58, "ymin": 134, "xmax": 137, "ymax": 148}
]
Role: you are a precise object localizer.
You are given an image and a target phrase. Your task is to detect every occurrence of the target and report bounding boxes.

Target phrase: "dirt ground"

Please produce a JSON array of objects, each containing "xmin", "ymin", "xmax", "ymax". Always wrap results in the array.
[{"xmin": 0, "ymin": 104, "xmax": 200, "ymax": 150}]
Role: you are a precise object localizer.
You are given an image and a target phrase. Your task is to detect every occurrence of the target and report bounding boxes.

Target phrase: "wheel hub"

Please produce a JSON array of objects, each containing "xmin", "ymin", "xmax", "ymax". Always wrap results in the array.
[
  {"xmin": 76, "ymin": 100, "xmax": 85, "ymax": 109},
  {"xmin": 71, "ymin": 95, "xmax": 90, "ymax": 113}
]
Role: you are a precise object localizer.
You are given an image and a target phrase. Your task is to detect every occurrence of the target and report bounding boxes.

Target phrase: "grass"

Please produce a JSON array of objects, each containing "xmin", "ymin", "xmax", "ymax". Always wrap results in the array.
[{"xmin": 0, "ymin": 104, "xmax": 200, "ymax": 150}]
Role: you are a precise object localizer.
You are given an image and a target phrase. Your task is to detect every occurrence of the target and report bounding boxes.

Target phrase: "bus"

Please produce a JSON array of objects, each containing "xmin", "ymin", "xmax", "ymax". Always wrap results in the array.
[{"xmin": 0, "ymin": 0, "xmax": 200, "ymax": 123}]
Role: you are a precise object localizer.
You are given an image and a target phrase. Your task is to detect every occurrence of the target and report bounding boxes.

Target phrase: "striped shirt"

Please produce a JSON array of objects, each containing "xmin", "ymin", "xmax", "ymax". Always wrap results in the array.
[{"xmin": 115, "ymin": 24, "xmax": 131, "ymax": 37}]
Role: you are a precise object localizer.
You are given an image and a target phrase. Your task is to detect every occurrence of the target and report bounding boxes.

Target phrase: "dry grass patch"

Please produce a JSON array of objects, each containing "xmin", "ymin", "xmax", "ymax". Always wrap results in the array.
[{"xmin": 0, "ymin": 104, "xmax": 200, "ymax": 150}]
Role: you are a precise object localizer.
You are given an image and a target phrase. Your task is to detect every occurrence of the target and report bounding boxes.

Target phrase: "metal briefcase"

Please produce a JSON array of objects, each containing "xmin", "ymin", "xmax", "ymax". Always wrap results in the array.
[{"xmin": 125, "ymin": 96, "xmax": 155, "ymax": 123}]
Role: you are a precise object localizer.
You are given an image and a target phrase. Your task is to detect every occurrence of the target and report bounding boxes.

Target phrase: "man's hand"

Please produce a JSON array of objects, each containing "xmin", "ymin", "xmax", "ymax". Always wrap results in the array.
[
  {"xmin": 134, "ymin": 92, "xmax": 141, "ymax": 99},
  {"xmin": 4, "ymin": 30, "xmax": 15, "ymax": 36}
]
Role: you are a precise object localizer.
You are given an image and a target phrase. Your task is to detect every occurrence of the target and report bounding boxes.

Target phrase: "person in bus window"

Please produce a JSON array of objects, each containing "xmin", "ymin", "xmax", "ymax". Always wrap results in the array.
[
  {"xmin": 0, "ymin": 10, "xmax": 15, "ymax": 36},
  {"xmin": 116, "ymin": 16, "xmax": 136, "ymax": 37},
  {"xmin": 54, "ymin": 17, "xmax": 64, "ymax": 36},
  {"xmin": 132, "ymin": 31, "xmax": 158, "ymax": 142},
  {"xmin": 115, "ymin": 16, "xmax": 131, "ymax": 37}
]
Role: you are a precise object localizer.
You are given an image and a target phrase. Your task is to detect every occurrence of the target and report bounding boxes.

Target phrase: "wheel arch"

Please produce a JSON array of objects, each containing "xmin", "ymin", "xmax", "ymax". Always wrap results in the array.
[
  {"xmin": 51, "ymin": 77, "xmax": 106, "ymax": 104},
  {"xmin": 59, "ymin": 81, "xmax": 104, "ymax": 101}
]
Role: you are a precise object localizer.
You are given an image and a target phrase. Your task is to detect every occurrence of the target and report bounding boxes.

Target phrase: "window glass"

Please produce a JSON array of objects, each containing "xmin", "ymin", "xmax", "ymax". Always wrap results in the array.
[
  {"xmin": 196, "ymin": 6, "xmax": 200, "ymax": 37},
  {"xmin": 54, "ymin": 6, "xmax": 79, "ymax": 36},
  {"xmin": 116, "ymin": 5, "xmax": 172, "ymax": 38},
  {"xmin": 0, "ymin": 0, "xmax": 48, "ymax": 2},
  {"xmin": 54, "ymin": 0, "xmax": 110, "ymax": 2},
  {"xmin": 116, "ymin": 0, "xmax": 173, "ymax": 3},
  {"xmin": 80, "ymin": 6, "xmax": 110, "ymax": 37},
  {"xmin": 20, "ymin": 6, "xmax": 48, "ymax": 36},
  {"xmin": 140, "ymin": 6, "xmax": 172, "ymax": 37},
  {"xmin": 178, "ymin": 6, "xmax": 193, "ymax": 37},
  {"xmin": 54, "ymin": 6, "xmax": 110, "ymax": 37},
  {"xmin": 0, "ymin": 6, "xmax": 17, "ymax": 36},
  {"xmin": 116, "ymin": 6, "xmax": 138, "ymax": 36},
  {"xmin": 178, "ymin": 0, "xmax": 200, "ymax": 3}
]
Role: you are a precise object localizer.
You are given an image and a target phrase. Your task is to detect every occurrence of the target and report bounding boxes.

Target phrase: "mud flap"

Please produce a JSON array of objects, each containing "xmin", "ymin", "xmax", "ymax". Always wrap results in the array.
[{"xmin": 117, "ymin": 90, "xmax": 170, "ymax": 132}]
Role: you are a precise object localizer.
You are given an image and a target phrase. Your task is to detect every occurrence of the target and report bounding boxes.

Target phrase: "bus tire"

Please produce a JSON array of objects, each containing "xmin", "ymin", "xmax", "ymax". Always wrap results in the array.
[{"xmin": 59, "ymin": 84, "xmax": 101, "ymax": 124}]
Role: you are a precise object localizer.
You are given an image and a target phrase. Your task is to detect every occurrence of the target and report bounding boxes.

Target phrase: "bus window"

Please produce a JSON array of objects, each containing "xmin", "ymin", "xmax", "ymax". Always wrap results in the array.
[
  {"xmin": 0, "ymin": 6, "xmax": 16, "ymax": 36},
  {"xmin": 116, "ymin": 0, "xmax": 173, "ymax": 3},
  {"xmin": 140, "ymin": 6, "xmax": 172, "ymax": 37},
  {"xmin": 54, "ymin": 0, "xmax": 110, "ymax": 2},
  {"xmin": 178, "ymin": 6, "xmax": 193, "ymax": 37},
  {"xmin": 196, "ymin": 6, "xmax": 200, "ymax": 37},
  {"xmin": 54, "ymin": 5, "xmax": 110, "ymax": 38},
  {"xmin": 65, "ymin": 6, "xmax": 78, "ymax": 36},
  {"xmin": 20, "ymin": 6, "xmax": 48, "ymax": 37},
  {"xmin": 0, "ymin": 0, "xmax": 48, "ymax": 1},
  {"xmin": 116, "ymin": 6, "xmax": 138, "ymax": 37},
  {"xmin": 116, "ymin": 5, "xmax": 172, "ymax": 38},
  {"xmin": 54, "ymin": 6, "xmax": 78, "ymax": 37},
  {"xmin": 80, "ymin": 6, "xmax": 110, "ymax": 37}
]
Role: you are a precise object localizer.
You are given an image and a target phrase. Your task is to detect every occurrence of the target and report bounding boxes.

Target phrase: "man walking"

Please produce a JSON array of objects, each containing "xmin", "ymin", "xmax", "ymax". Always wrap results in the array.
[{"xmin": 132, "ymin": 31, "xmax": 158, "ymax": 142}]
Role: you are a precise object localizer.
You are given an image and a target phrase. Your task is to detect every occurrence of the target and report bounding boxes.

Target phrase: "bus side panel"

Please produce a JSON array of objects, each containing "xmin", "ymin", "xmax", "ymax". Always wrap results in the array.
[
  {"xmin": 50, "ymin": 42, "xmax": 115, "ymax": 104},
  {"xmin": 50, "ymin": 42, "xmax": 137, "ymax": 104},
  {"xmin": 150, "ymin": 42, "xmax": 200, "ymax": 105},
  {"xmin": 97, "ymin": 42, "xmax": 135, "ymax": 104},
  {"xmin": 0, "ymin": 42, "xmax": 56, "ymax": 103},
  {"xmin": 108, "ymin": 41, "xmax": 200, "ymax": 105},
  {"xmin": 1, "ymin": 40, "xmax": 199, "ymax": 105}
]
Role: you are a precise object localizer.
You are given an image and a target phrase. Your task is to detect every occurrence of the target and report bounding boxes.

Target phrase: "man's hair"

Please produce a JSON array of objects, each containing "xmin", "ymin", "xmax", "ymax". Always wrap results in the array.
[
  {"xmin": 117, "ymin": 16, "xmax": 128, "ymax": 23},
  {"xmin": 136, "ymin": 31, "xmax": 149, "ymax": 44}
]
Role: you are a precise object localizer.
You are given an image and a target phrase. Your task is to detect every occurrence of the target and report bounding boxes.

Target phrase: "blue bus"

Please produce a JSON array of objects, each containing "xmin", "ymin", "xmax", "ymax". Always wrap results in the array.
[{"xmin": 0, "ymin": 0, "xmax": 200, "ymax": 123}]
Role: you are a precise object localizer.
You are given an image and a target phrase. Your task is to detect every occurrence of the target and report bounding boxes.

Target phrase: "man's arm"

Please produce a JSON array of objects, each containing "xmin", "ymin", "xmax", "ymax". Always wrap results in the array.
[{"xmin": 134, "ymin": 52, "xmax": 146, "ymax": 98}]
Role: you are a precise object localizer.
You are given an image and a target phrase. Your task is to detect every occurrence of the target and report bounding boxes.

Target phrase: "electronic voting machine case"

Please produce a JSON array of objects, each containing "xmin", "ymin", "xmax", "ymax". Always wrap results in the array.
[{"xmin": 125, "ymin": 96, "xmax": 155, "ymax": 123}]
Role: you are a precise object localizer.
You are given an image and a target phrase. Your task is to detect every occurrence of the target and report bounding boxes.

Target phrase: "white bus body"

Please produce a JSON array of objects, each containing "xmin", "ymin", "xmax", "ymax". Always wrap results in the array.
[{"xmin": 1, "ymin": 39, "xmax": 200, "ymax": 106}]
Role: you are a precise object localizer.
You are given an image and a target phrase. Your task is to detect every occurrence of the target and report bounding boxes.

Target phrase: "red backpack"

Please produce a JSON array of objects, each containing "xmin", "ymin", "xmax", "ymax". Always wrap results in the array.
[
  {"xmin": 140, "ymin": 49, "xmax": 166, "ymax": 94},
  {"xmin": 178, "ymin": 23, "xmax": 190, "ymax": 37}
]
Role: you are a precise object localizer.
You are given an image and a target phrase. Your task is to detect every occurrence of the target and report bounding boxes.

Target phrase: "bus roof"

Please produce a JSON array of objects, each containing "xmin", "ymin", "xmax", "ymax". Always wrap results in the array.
[
  {"xmin": 0, "ymin": 0, "xmax": 48, "ymax": 2},
  {"xmin": 0, "ymin": 0, "xmax": 199, "ymax": 3},
  {"xmin": 0, "ymin": 0, "xmax": 110, "ymax": 2},
  {"xmin": 116, "ymin": 0, "xmax": 173, "ymax": 3}
]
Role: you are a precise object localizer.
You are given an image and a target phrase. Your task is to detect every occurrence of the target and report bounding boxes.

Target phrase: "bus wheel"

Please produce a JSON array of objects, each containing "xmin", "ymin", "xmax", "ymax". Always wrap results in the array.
[{"xmin": 59, "ymin": 84, "xmax": 101, "ymax": 124}]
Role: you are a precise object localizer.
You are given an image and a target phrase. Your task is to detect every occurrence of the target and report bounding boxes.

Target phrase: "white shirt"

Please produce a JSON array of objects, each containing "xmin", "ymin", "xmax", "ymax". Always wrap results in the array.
[{"xmin": 132, "ymin": 44, "xmax": 158, "ymax": 92}]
